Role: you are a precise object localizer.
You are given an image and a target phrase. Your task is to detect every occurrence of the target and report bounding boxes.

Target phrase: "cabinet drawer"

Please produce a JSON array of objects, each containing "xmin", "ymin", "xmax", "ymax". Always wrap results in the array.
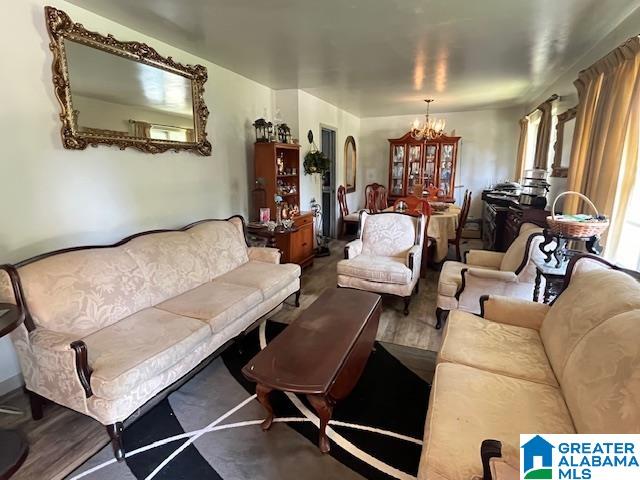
[{"xmin": 294, "ymin": 214, "xmax": 313, "ymax": 227}]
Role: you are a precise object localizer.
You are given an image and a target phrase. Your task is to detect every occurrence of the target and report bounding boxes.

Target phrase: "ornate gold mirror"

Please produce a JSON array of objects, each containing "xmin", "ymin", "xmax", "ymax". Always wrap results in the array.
[
  {"xmin": 344, "ymin": 136, "xmax": 357, "ymax": 193},
  {"xmin": 551, "ymin": 106, "xmax": 577, "ymax": 177},
  {"xmin": 45, "ymin": 6, "xmax": 211, "ymax": 155}
]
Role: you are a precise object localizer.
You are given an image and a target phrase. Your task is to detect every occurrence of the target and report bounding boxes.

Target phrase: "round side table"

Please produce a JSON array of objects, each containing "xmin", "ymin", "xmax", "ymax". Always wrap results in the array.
[{"xmin": 0, "ymin": 303, "xmax": 28, "ymax": 479}]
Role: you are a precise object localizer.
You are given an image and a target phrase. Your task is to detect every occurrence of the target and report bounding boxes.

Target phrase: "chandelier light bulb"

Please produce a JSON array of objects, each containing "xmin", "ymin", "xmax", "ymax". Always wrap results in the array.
[{"xmin": 410, "ymin": 99, "xmax": 445, "ymax": 140}]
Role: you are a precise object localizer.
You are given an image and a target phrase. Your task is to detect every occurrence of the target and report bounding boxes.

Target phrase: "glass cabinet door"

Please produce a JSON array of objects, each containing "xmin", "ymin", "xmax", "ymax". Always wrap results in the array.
[
  {"xmin": 423, "ymin": 143, "xmax": 438, "ymax": 188},
  {"xmin": 439, "ymin": 143, "xmax": 455, "ymax": 197},
  {"xmin": 391, "ymin": 144, "xmax": 406, "ymax": 196},
  {"xmin": 406, "ymin": 144, "xmax": 422, "ymax": 194}
]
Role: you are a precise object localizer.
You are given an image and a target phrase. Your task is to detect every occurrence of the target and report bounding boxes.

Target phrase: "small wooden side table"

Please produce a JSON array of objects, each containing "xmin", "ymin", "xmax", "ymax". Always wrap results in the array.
[
  {"xmin": 0, "ymin": 303, "xmax": 29, "ymax": 479},
  {"xmin": 532, "ymin": 258, "xmax": 569, "ymax": 304}
]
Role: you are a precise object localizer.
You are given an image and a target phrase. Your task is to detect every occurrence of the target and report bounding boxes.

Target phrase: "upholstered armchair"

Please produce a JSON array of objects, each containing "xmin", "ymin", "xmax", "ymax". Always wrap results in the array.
[
  {"xmin": 337, "ymin": 211, "xmax": 424, "ymax": 315},
  {"xmin": 435, "ymin": 223, "xmax": 545, "ymax": 328}
]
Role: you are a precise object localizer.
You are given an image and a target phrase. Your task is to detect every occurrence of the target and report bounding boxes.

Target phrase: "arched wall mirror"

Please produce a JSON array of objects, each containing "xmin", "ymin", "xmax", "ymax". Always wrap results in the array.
[
  {"xmin": 551, "ymin": 106, "xmax": 577, "ymax": 177},
  {"xmin": 344, "ymin": 136, "xmax": 357, "ymax": 193}
]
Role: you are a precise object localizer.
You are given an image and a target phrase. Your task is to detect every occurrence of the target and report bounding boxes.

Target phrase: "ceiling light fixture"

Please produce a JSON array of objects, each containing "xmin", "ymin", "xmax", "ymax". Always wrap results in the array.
[{"xmin": 411, "ymin": 99, "xmax": 445, "ymax": 140}]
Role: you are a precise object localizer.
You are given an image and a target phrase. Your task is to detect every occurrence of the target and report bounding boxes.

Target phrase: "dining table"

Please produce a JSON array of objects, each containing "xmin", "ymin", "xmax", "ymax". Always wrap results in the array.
[{"xmin": 384, "ymin": 204, "xmax": 461, "ymax": 264}]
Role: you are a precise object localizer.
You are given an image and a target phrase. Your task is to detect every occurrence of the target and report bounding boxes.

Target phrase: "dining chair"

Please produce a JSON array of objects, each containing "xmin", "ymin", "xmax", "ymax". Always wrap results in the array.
[
  {"xmin": 364, "ymin": 183, "xmax": 388, "ymax": 213},
  {"xmin": 337, "ymin": 185, "xmax": 360, "ymax": 238},
  {"xmin": 411, "ymin": 183, "xmax": 425, "ymax": 198},
  {"xmin": 448, "ymin": 190, "xmax": 472, "ymax": 261},
  {"xmin": 426, "ymin": 183, "xmax": 446, "ymax": 201}
]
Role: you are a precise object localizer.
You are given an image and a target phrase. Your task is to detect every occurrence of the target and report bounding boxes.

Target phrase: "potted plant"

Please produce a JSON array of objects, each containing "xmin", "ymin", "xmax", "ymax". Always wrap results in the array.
[{"xmin": 303, "ymin": 150, "xmax": 330, "ymax": 176}]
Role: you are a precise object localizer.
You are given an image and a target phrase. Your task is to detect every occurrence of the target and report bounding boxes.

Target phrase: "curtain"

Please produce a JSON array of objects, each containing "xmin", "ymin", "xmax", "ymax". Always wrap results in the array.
[
  {"xmin": 533, "ymin": 99, "xmax": 554, "ymax": 169},
  {"xmin": 129, "ymin": 120, "xmax": 152, "ymax": 138},
  {"xmin": 565, "ymin": 36, "xmax": 640, "ymax": 254},
  {"xmin": 514, "ymin": 117, "xmax": 529, "ymax": 181}
]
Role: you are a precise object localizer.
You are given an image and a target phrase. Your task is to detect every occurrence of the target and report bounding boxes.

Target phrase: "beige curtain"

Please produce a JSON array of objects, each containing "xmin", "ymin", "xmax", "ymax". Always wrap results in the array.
[
  {"xmin": 565, "ymin": 36, "xmax": 640, "ymax": 254},
  {"xmin": 129, "ymin": 120, "xmax": 152, "ymax": 138},
  {"xmin": 514, "ymin": 117, "xmax": 529, "ymax": 180},
  {"xmin": 533, "ymin": 98, "xmax": 555, "ymax": 169}
]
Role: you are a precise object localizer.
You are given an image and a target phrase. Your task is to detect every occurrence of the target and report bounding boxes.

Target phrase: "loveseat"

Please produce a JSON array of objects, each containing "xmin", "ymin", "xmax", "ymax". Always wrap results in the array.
[
  {"xmin": 419, "ymin": 254, "xmax": 640, "ymax": 480},
  {"xmin": 0, "ymin": 216, "xmax": 301, "ymax": 461}
]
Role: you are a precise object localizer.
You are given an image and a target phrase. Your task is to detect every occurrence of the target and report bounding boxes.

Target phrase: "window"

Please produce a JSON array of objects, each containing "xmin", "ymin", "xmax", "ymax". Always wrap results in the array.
[
  {"xmin": 612, "ymin": 142, "xmax": 640, "ymax": 270},
  {"xmin": 149, "ymin": 125, "xmax": 190, "ymax": 142},
  {"xmin": 523, "ymin": 109, "xmax": 542, "ymax": 176}
]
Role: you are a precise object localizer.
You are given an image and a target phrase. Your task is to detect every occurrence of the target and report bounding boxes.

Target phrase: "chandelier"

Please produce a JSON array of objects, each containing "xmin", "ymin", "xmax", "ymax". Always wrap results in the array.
[{"xmin": 411, "ymin": 99, "xmax": 445, "ymax": 140}]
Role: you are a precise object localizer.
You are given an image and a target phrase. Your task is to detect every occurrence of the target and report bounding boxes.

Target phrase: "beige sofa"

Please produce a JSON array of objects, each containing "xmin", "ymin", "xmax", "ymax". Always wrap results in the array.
[
  {"xmin": 435, "ymin": 223, "xmax": 545, "ymax": 328},
  {"xmin": 337, "ymin": 211, "xmax": 424, "ymax": 315},
  {"xmin": 0, "ymin": 216, "xmax": 300, "ymax": 461},
  {"xmin": 419, "ymin": 254, "xmax": 640, "ymax": 480}
]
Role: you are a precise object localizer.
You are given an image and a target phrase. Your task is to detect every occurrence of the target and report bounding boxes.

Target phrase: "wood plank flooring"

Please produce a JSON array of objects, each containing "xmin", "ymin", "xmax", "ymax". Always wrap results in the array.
[{"xmin": 0, "ymin": 237, "xmax": 476, "ymax": 479}]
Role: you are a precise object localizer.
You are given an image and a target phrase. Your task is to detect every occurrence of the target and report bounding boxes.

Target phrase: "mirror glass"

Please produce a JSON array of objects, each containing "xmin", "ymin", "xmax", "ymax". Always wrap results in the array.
[
  {"xmin": 344, "ymin": 136, "xmax": 357, "ymax": 193},
  {"xmin": 65, "ymin": 40, "xmax": 196, "ymax": 141}
]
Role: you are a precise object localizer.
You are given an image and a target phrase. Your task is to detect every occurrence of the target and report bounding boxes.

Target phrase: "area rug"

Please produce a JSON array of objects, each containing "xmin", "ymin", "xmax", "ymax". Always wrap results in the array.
[{"xmin": 68, "ymin": 321, "xmax": 431, "ymax": 480}]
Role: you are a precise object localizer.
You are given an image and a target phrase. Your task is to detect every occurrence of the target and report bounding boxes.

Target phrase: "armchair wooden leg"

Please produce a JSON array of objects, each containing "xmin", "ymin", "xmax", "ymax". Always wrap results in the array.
[
  {"xmin": 27, "ymin": 390, "xmax": 44, "ymax": 421},
  {"xmin": 415, "ymin": 281, "xmax": 420, "ymax": 294},
  {"xmin": 435, "ymin": 308, "xmax": 448, "ymax": 329},
  {"xmin": 294, "ymin": 289, "xmax": 301, "ymax": 307},
  {"xmin": 106, "ymin": 422, "xmax": 125, "ymax": 462},
  {"xmin": 403, "ymin": 296, "xmax": 411, "ymax": 316}
]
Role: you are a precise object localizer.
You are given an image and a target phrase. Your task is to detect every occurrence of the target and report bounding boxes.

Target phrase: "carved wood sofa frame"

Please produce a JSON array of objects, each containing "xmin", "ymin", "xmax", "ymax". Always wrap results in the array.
[
  {"xmin": 0, "ymin": 215, "xmax": 300, "ymax": 461},
  {"xmin": 477, "ymin": 253, "xmax": 639, "ymax": 479}
]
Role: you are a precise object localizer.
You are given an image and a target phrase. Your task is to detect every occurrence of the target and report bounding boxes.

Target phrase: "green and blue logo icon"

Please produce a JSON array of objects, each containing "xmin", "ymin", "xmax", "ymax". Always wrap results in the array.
[{"xmin": 521, "ymin": 435, "xmax": 554, "ymax": 479}]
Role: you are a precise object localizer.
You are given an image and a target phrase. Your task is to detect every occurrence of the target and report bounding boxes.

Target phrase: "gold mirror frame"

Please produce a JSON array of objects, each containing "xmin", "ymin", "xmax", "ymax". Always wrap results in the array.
[
  {"xmin": 45, "ymin": 6, "xmax": 212, "ymax": 155},
  {"xmin": 551, "ymin": 106, "xmax": 577, "ymax": 178},
  {"xmin": 344, "ymin": 135, "xmax": 357, "ymax": 193}
]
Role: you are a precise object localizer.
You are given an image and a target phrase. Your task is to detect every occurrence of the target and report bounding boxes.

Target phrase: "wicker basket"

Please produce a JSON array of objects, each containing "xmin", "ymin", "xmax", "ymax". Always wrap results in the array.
[{"xmin": 546, "ymin": 191, "xmax": 609, "ymax": 237}]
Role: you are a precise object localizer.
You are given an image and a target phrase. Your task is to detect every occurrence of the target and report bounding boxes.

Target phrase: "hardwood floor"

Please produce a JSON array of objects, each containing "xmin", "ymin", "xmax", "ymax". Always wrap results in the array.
[{"xmin": 0, "ymin": 237, "xmax": 476, "ymax": 479}]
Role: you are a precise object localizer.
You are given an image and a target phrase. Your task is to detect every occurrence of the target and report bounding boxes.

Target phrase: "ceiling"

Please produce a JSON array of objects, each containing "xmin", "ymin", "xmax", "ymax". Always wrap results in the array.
[{"xmin": 68, "ymin": 0, "xmax": 640, "ymax": 117}]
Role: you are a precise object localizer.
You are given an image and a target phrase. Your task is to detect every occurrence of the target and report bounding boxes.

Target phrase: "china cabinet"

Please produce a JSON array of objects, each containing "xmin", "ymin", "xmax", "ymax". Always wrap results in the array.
[{"xmin": 387, "ymin": 132, "xmax": 461, "ymax": 203}]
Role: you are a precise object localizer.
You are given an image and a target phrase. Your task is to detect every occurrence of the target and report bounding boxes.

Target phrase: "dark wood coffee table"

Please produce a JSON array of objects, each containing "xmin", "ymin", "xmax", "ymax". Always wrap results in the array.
[{"xmin": 242, "ymin": 288, "xmax": 382, "ymax": 453}]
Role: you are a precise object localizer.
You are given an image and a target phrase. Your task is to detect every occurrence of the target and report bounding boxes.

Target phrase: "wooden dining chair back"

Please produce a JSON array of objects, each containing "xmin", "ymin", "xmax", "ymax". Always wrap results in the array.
[
  {"xmin": 394, "ymin": 196, "xmax": 433, "ymax": 277},
  {"xmin": 337, "ymin": 185, "xmax": 349, "ymax": 217},
  {"xmin": 365, "ymin": 183, "xmax": 388, "ymax": 213},
  {"xmin": 426, "ymin": 183, "xmax": 446, "ymax": 201},
  {"xmin": 411, "ymin": 183, "xmax": 425, "ymax": 198},
  {"xmin": 448, "ymin": 190, "xmax": 472, "ymax": 261},
  {"xmin": 338, "ymin": 185, "xmax": 359, "ymax": 237}
]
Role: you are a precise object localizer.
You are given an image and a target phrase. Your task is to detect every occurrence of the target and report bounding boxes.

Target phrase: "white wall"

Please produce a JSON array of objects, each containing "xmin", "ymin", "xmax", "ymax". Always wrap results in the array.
[
  {"xmin": 0, "ymin": 0, "xmax": 274, "ymax": 390},
  {"xmin": 360, "ymin": 107, "xmax": 522, "ymax": 217}
]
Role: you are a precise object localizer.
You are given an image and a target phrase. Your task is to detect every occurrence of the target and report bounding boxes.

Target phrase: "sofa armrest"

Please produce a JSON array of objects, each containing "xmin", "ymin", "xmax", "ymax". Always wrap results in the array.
[
  {"xmin": 344, "ymin": 239, "xmax": 363, "ymax": 259},
  {"xmin": 465, "ymin": 250, "xmax": 504, "ymax": 268},
  {"xmin": 479, "ymin": 295, "xmax": 550, "ymax": 330},
  {"xmin": 406, "ymin": 245, "xmax": 422, "ymax": 279},
  {"xmin": 467, "ymin": 268, "xmax": 517, "ymax": 282},
  {"xmin": 248, "ymin": 247, "xmax": 281, "ymax": 264}
]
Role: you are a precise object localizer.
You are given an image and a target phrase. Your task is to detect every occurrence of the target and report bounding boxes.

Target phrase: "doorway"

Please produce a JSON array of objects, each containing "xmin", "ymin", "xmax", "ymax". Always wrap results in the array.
[{"xmin": 321, "ymin": 126, "xmax": 337, "ymax": 238}]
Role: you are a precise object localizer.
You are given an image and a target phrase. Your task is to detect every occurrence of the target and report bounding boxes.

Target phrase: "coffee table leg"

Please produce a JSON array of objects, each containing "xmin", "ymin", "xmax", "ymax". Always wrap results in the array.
[
  {"xmin": 256, "ymin": 384, "xmax": 274, "ymax": 431},
  {"xmin": 307, "ymin": 394, "xmax": 333, "ymax": 453}
]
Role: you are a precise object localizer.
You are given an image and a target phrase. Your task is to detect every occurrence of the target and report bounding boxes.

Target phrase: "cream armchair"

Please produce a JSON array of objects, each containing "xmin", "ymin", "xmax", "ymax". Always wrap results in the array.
[
  {"xmin": 435, "ymin": 223, "xmax": 545, "ymax": 328},
  {"xmin": 337, "ymin": 211, "xmax": 424, "ymax": 315}
]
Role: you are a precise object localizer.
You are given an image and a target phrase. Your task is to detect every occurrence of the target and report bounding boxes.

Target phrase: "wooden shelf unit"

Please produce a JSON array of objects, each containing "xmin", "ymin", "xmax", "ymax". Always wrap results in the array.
[{"xmin": 255, "ymin": 142, "xmax": 301, "ymax": 220}]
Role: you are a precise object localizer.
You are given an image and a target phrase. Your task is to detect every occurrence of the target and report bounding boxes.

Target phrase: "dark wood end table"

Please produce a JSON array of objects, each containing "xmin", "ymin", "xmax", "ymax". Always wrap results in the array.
[
  {"xmin": 0, "ymin": 303, "xmax": 29, "ymax": 479},
  {"xmin": 533, "ymin": 258, "xmax": 569, "ymax": 304},
  {"xmin": 241, "ymin": 288, "xmax": 382, "ymax": 453}
]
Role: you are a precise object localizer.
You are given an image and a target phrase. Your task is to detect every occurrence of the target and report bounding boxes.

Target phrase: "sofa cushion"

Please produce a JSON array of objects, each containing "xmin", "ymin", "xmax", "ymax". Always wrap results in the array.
[
  {"xmin": 560, "ymin": 309, "xmax": 640, "ymax": 434},
  {"xmin": 438, "ymin": 261, "xmax": 496, "ymax": 298},
  {"xmin": 187, "ymin": 219, "xmax": 250, "ymax": 279},
  {"xmin": 541, "ymin": 268, "xmax": 640, "ymax": 381},
  {"xmin": 123, "ymin": 231, "xmax": 211, "ymax": 305},
  {"xmin": 16, "ymin": 248, "xmax": 149, "ymax": 336},
  {"xmin": 439, "ymin": 310, "xmax": 558, "ymax": 387},
  {"xmin": 84, "ymin": 308, "xmax": 211, "ymax": 400},
  {"xmin": 156, "ymin": 281, "xmax": 263, "ymax": 334},
  {"xmin": 419, "ymin": 363, "xmax": 575, "ymax": 480},
  {"xmin": 337, "ymin": 255, "xmax": 412, "ymax": 285},
  {"xmin": 361, "ymin": 212, "xmax": 418, "ymax": 258},
  {"xmin": 213, "ymin": 261, "xmax": 300, "ymax": 299}
]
